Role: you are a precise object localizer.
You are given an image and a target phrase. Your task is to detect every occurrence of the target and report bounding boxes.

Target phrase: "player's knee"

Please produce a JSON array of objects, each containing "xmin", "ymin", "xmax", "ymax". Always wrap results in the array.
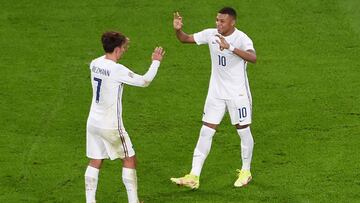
[
  {"xmin": 89, "ymin": 159, "xmax": 103, "ymax": 169},
  {"xmin": 235, "ymin": 124, "xmax": 250, "ymax": 129},
  {"xmin": 203, "ymin": 122, "xmax": 218, "ymax": 130},
  {"xmin": 122, "ymin": 156, "xmax": 137, "ymax": 169}
]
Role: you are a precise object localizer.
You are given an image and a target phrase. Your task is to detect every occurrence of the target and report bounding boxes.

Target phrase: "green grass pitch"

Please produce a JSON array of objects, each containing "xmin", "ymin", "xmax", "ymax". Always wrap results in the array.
[{"xmin": 1, "ymin": 0, "xmax": 359, "ymax": 202}]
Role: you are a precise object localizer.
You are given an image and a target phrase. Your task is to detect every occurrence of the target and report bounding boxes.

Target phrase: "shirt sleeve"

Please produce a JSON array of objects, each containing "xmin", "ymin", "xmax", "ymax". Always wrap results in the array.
[
  {"xmin": 113, "ymin": 61, "xmax": 160, "ymax": 87},
  {"xmin": 240, "ymin": 34, "xmax": 255, "ymax": 52},
  {"xmin": 193, "ymin": 29, "xmax": 213, "ymax": 45}
]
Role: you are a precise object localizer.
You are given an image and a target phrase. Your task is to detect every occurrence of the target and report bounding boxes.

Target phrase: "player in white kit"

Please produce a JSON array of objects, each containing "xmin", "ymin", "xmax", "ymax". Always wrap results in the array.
[
  {"xmin": 85, "ymin": 31, "xmax": 165, "ymax": 203},
  {"xmin": 170, "ymin": 7, "xmax": 257, "ymax": 189}
]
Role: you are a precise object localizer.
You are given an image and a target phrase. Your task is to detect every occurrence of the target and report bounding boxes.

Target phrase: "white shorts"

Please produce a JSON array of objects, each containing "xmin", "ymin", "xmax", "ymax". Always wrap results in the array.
[
  {"xmin": 202, "ymin": 95, "xmax": 252, "ymax": 125},
  {"xmin": 86, "ymin": 124, "xmax": 135, "ymax": 160}
]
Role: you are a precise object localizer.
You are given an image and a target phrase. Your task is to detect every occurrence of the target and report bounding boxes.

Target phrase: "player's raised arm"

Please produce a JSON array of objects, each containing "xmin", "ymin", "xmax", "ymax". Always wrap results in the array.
[
  {"xmin": 173, "ymin": 12, "xmax": 195, "ymax": 43},
  {"xmin": 119, "ymin": 47, "xmax": 165, "ymax": 87}
]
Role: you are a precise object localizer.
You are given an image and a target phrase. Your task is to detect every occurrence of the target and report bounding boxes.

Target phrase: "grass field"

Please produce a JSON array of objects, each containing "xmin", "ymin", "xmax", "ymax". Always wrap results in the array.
[{"xmin": 1, "ymin": 0, "xmax": 360, "ymax": 202}]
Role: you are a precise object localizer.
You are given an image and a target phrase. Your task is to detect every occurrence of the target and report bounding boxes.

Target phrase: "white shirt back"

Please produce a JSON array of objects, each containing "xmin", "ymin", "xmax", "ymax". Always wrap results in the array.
[
  {"xmin": 87, "ymin": 56, "xmax": 135, "ymax": 129},
  {"xmin": 194, "ymin": 28, "xmax": 255, "ymax": 99}
]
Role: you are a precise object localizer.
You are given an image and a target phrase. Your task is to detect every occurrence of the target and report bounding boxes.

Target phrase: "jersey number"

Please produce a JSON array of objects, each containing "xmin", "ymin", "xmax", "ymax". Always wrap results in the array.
[
  {"xmin": 238, "ymin": 107, "xmax": 247, "ymax": 119},
  {"xmin": 93, "ymin": 77, "xmax": 102, "ymax": 103},
  {"xmin": 218, "ymin": 55, "xmax": 226, "ymax": 67}
]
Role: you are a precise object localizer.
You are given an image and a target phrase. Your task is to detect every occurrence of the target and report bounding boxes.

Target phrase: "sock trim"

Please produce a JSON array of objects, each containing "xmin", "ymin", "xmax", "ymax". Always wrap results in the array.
[
  {"xmin": 202, "ymin": 125, "xmax": 216, "ymax": 133},
  {"xmin": 85, "ymin": 166, "xmax": 99, "ymax": 179}
]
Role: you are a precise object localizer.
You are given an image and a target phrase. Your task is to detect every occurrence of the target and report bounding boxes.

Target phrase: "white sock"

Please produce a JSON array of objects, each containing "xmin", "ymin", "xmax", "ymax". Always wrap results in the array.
[
  {"xmin": 122, "ymin": 167, "xmax": 138, "ymax": 203},
  {"xmin": 190, "ymin": 125, "xmax": 216, "ymax": 176},
  {"xmin": 237, "ymin": 127, "xmax": 254, "ymax": 171},
  {"xmin": 85, "ymin": 166, "xmax": 99, "ymax": 203}
]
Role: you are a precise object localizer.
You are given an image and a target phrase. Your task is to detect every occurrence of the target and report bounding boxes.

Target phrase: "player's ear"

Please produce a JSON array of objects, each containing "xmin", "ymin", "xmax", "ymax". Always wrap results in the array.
[
  {"xmin": 113, "ymin": 46, "xmax": 118, "ymax": 53},
  {"xmin": 114, "ymin": 46, "xmax": 121, "ymax": 55}
]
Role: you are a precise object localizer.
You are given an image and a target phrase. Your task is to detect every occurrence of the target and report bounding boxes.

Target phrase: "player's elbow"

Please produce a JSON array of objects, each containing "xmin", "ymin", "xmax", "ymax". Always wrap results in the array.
[
  {"xmin": 251, "ymin": 55, "xmax": 257, "ymax": 63},
  {"xmin": 141, "ymin": 80, "xmax": 151, "ymax": 87},
  {"xmin": 248, "ymin": 55, "xmax": 257, "ymax": 64}
]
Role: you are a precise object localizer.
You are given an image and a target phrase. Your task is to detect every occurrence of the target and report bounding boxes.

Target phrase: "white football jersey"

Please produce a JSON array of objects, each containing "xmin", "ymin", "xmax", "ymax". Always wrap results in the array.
[
  {"xmin": 194, "ymin": 28, "xmax": 255, "ymax": 99},
  {"xmin": 87, "ymin": 56, "xmax": 159, "ymax": 129}
]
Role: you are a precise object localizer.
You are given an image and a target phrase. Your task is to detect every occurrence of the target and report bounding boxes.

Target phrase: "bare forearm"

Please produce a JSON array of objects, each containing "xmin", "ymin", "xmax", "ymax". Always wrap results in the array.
[
  {"xmin": 175, "ymin": 29, "xmax": 194, "ymax": 43},
  {"xmin": 216, "ymin": 34, "xmax": 256, "ymax": 63},
  {"xmin": 233, "ymin": 49, "xmax": 257, "ymax": 63}
]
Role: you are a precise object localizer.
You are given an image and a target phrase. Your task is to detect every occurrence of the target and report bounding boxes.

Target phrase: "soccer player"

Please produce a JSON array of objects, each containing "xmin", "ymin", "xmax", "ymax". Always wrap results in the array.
[
  {"xmin": 85, "ymin": 31, "xmax": 165, "ymax": 203},
  {"xmin": 170, "ymin": 7, "xmax": 257, "ymax": 189}
]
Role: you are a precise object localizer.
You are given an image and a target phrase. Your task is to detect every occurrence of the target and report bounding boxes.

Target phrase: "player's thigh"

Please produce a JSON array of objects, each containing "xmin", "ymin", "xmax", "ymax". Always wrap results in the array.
[
  {"xmin": 202, "ymin": 96, "xmax": 226, "ymax": 125},
  {"xmin": 87, "ymin": 125, "xmax": 135, "ymax": 160},
  {"xmin": 101, "ymin": 128, "xmax": 135, "ymax": 160},
  {"xmin": 86, "ymin": 126, "xmax": 109, "ymax": 160},
  {"xmin": 227, "ymin": 95, "xmax": 252, "ymax": 126}
]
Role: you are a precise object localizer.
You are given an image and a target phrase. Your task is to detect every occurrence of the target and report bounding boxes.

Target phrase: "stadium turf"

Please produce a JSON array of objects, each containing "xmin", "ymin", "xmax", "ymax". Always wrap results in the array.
[{"xmin": 0, "ymin": 0, "xmax": 359, "ymax": 202}]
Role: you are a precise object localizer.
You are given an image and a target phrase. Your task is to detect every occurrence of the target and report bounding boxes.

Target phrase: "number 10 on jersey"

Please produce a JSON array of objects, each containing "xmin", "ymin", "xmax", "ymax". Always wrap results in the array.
[{"xmin": 218, "ymin": 55, "xmax": 226, "ymax": 67}]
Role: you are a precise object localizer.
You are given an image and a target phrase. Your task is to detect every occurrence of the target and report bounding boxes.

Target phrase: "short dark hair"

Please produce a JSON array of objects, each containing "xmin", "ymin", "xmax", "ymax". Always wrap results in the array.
[
  {"xmin": 218, "ymin": 7, "xmax": 237, "ymax": 19},
  {"xmin": 101, "ymin": 31, "xmax": 127, "ymax": 53}
]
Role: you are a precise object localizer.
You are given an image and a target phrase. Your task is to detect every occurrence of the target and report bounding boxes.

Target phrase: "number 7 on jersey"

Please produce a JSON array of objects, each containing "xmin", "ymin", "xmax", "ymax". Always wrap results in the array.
[{"xmin": 93, "ymin": 77, "xmax": 102, "ymax": 103}]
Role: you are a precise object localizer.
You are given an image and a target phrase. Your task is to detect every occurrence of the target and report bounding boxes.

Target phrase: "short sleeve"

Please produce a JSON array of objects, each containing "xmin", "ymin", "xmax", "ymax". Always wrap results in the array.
[
  {"xmin": 240, "ymin": 34, "xmax": 255, "ymax": 52},
  {"xmin": 193, "ymin": 29, "xmax": 214, "ymax": 45}
]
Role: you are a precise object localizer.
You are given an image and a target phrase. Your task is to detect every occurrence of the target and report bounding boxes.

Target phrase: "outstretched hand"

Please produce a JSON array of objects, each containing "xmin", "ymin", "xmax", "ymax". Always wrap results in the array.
[
  {"xmin": 173, "ymin": 11, "xmax": 183, "ymax": 30},
  {"xmin": 215, "ymin": 34, "xmax": 230, "ymax": 51},
  {"xmin": 152, "ymin": 47, "xmax": 165, "ymax": 61}
]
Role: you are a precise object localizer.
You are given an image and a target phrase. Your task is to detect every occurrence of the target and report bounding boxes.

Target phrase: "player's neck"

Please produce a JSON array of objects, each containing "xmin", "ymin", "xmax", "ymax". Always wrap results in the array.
[
  {"xmin": 105, "ymin": 53, "xmax": 118, "ymax": 62},
  {"xmin": 222, "ymin": 27, "xmax": 236, "ymax": 37}
]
